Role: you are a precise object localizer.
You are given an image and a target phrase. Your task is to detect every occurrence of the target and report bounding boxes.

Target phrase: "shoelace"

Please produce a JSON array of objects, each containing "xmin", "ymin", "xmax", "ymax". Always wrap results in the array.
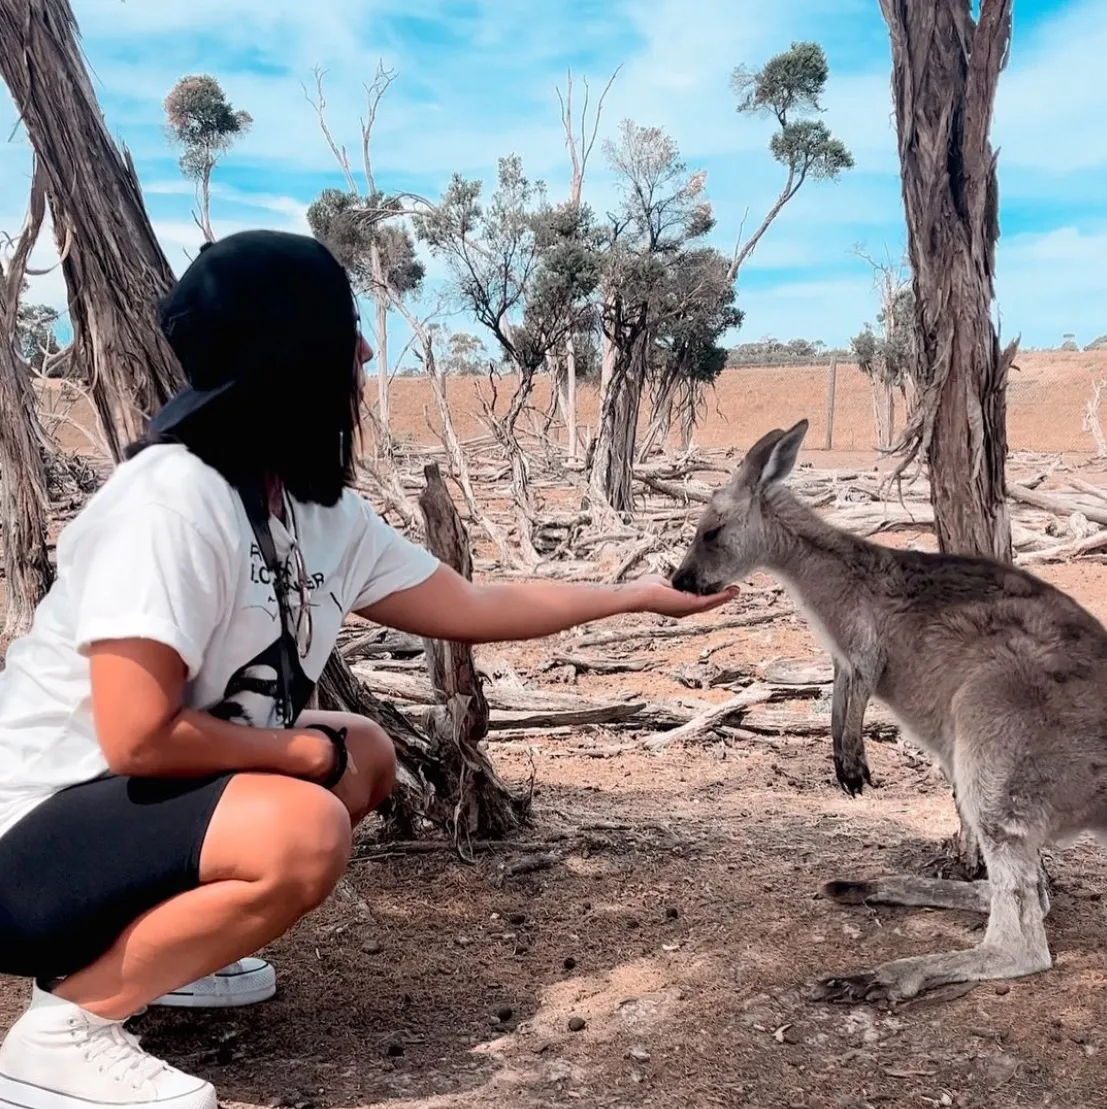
[{"xmin": 81, "ymin": 1023, "xmax": 170, "ymax": 1085}]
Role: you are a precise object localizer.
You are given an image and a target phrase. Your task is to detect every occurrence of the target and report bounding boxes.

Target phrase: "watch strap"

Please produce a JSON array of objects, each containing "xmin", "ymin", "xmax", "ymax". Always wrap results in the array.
[{"xmin": 305, "ymin": 723, "xmax": 349, "ymax": 790}]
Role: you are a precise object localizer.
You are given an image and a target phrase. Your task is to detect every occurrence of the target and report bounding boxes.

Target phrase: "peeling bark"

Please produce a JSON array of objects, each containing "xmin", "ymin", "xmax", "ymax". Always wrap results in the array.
[
  {"xmin": 0, "ymin": 0, "xmax": 184, "ymax": 460},
  {"xmin": 0, "ymin": 160, "xmax": 54, "ymax": 637},
  {"xmin": 881, "ymin": 0, "xmax": 1016, "ymax": 564},
  {"xmin": 0, "ymin": 344, "xmax": 53, "ymax": 638}
]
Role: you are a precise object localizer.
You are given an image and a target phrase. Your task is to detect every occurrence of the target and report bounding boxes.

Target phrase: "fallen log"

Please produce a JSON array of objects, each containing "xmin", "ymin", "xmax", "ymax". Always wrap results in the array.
[
  {"xmin": 1016, "ymin": 527, "xmax": 1107, "ymax": 565},
  {"xmin": 538, "ymin": 654, "xmax": 651, "ymax": 675},
  {"xmin": 572, "ymin": 610, "xmax": 779, "ymax": 648},
  {"xmin": 351, "ymin": 664, "xmax": 650, "ymax": 714},
  {"xmin": 643, "ymin": 685, "xmax": 776, "ymax": 751},
  {"xmin": 1010, "ymin": 483, "xmax": 1107, "ymax": 528}
]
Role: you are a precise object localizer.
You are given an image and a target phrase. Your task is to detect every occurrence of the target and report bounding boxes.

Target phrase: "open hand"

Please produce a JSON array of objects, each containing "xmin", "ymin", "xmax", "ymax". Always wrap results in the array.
[{"xmin": 628, "ymin": 574, "xmax": 739, "ymax": 618}]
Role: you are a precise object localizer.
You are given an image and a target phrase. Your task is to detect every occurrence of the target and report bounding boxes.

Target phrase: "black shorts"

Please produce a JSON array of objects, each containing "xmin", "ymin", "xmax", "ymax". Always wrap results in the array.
[{"xmin": 0, "ymin": 773, "xmax": 233, "ymax": 979}]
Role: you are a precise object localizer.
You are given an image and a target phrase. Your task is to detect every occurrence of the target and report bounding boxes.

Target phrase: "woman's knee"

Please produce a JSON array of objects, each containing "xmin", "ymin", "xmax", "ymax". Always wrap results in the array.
[
  {"xmin": 201, "ymin": 775, "xmax": 352, "ymax": 910},
  {"xmin": 348, "ymin": 717, "xmax": 397, "ymax": 814},
  {"xmin": 298, "ymin": 710, "xmax": 398, "ymax": 823}
]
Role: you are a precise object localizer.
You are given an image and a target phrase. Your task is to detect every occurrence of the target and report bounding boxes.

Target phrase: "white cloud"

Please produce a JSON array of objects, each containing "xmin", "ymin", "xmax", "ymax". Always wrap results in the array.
[
  {"xmin": 994, "ymin": 0, "xmax": 1107, "ymax": 173},
  {"xmin": 996, "ymin": 226, "xmax": 1107, "ymax": 345}
]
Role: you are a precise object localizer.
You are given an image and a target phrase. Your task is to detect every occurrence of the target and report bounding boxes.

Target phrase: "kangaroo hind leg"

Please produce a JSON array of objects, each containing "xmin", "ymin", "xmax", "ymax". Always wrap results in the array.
[
  {"xmin": 823, "ymin": 875, "xmax": 991, "ymax": 912},
  {"xmin": 812, "ymin": 834, "xmax": 1051, "ymax": 1004}
]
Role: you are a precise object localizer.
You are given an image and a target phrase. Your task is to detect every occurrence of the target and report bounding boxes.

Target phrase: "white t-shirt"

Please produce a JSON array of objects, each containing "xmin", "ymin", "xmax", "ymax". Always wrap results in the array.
[{"xmin": 0, "ymin": 443, "xmax": 439, "ymax": 841}]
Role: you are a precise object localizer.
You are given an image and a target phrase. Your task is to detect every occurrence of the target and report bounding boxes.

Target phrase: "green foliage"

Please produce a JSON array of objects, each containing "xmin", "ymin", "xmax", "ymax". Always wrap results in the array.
[
  {"xmin": 163, "ymin": 75, "xmax": 252, "ymax": 181},
  {"xmin": 15, "ymin": 299, "xmax": 61, "ymax": 372},
  {"xmin": 655, "ymin": 248, "xmax": 743, "ymax": 386},
  {"xmin": 414, "ymin": 155, "xmax": 600, "ymax": 373},
  {"xmin": 425, "ymin": 328, "xmax": 490, "ymax": 375},
  {"xmin": 307, "ymin": 188, "xmax": 425, "ymax": 300},
  {"xmin": 732, "ymin": 41, "xmax": 828, "ymax": 122},
  {"xmin": 769, "ymin": 119, "xmax": 853, "ymax": 181},
  {"xmin": 594, "ymin": 119, "xmax": 733, "ymax": 390},
  {"xmin": 733, "ymin": 42, "xmax": 853, "ymax": 185},
  {"xmin": 727, "ymin": 337, "xmax": 843, "ymax": 366},
  {"xmin": 851, "ymin": 286, "xmax": 917, "ymax": 387},
  {"xmin": 603, "ymin": 121, "xmax": 713, "ymax": 253}
]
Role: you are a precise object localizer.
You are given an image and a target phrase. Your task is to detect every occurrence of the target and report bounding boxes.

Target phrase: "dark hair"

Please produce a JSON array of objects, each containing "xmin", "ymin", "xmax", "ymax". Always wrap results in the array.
[
  {"xmin": 126, "ymin": 361, "xmax": 362, "ymax": 507},
  {"xmin": 126, "ymin": 231, "xmax": 362, "ymax": 507}
]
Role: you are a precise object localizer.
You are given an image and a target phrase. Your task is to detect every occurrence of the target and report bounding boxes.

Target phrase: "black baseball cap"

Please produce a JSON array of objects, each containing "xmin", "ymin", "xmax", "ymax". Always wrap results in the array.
[{"xmin": 149, "ymin": 229, "xmax": 357, "ymax": 435}]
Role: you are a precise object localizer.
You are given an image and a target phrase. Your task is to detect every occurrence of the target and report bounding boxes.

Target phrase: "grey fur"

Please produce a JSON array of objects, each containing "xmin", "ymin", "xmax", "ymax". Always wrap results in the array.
[{"xmin": 671, "ymin": 418, "xmax": 1107, "ymax": 1003}]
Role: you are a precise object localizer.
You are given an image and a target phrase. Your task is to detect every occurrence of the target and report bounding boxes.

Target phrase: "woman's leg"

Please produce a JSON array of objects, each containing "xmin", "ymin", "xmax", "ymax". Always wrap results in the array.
[
  {"xmin": 296, "ymin": 710, "xmax": 398, "ymax": 825},
  {"xmin": 52, "ymin": 774, "xmax": 351, "ymax": 1020},
  {"xmin": 60, "ymin": 713, "xmax": 397, "ymax": 1019},
  {"xmin": 148, "ymin": 712, "xmax": 399, "ymax": 1009}
]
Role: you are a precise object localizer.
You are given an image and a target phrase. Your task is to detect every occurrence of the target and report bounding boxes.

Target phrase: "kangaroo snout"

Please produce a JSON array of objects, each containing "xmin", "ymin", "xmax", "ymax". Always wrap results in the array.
[{"xmin": 671, "ymin": 564, "xmax": 710, "ymax": 596}]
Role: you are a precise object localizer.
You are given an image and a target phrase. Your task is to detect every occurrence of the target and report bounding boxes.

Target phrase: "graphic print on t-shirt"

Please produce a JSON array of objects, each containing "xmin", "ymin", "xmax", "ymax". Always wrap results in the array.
[
  {"xmin": 208, "ymin": 636, "xmax": 315, "ymax": 727},
  {"xmin": 243, "ymin": 538, "xmax": 331, "ymax": 624},
  {"xmin": 210, "ymin": 539, "xmax": 328, "ymax": 727}
]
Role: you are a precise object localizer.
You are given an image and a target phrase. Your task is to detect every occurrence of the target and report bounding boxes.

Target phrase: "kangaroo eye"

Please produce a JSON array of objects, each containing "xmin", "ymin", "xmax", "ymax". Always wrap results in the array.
[{"xmin": 703, "ymin": 525, "xmax": 723, "ymax": 543}]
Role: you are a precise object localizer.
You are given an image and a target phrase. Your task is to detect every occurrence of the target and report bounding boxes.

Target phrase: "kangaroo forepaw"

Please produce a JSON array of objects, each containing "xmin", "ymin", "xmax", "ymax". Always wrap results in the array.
[
  {"xmin": 834, "ymin": 754, "xmax": 872, "ymax": 797},
  {"xmin": 808, "ymin": 971, "xmax": 888, "ymax": 1004}
]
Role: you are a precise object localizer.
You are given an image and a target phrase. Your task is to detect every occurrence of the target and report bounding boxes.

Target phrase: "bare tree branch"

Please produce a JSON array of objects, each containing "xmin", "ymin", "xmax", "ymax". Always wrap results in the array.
[
  {"xmin": 360, "ymin": 59, "xmax": 397, "ymax": 194},
  {"xmin": 303, "ymin": 66, "xmax": 359, "ymax": 193}
]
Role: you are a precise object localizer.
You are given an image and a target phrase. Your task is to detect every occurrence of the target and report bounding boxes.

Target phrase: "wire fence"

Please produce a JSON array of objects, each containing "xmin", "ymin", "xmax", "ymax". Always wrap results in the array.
[
  {"xmin": 35, "ymin": 349, "xmax": 1107, "ymax": 465},
  {"xmin": 363, "ymin": 352, "xmax": 1107, "ymax": 461}
]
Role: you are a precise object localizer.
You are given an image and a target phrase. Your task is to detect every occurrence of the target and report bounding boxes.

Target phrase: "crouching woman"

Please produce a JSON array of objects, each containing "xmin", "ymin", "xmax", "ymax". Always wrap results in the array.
[{"xmin": 0, "ymin": 230, "xmax": 734, "ymax": 1109}]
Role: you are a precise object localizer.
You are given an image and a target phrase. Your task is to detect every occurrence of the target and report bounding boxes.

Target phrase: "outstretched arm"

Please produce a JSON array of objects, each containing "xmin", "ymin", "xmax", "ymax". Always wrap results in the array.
[{"xmin": 357, "ymin": 566, "xmax": 739, "ymax": 644}]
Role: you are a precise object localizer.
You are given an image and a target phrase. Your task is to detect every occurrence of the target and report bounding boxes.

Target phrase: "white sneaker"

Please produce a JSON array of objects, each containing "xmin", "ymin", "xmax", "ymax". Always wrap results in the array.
[
  {"xmin": 149, "ymin": 958, "xmax": 276, "ymax": 1009},
  {"xmin": 0, "ymin": 985, "xmax": 216, "ymax": 1109}
]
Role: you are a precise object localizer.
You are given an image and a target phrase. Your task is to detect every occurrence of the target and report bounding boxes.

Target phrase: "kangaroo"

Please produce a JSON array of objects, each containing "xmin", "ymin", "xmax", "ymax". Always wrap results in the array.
[{"xmin": 671, "ymin": 417, "xmax": 1107, "ymax": 1003}]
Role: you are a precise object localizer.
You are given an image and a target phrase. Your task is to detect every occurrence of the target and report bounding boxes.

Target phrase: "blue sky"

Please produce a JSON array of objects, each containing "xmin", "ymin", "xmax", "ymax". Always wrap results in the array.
[{"xmin": 2, "ymin": 0, "xmax": 1105, "ymax": 364}]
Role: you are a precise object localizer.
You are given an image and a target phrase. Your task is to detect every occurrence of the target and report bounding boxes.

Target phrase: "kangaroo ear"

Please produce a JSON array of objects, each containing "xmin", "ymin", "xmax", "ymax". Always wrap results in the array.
[
  {"xmin": 733, "ymin": 419, "xmax": 809, "ymax": 493},
  {"xmin": 759, "ymin": 418, "xmax": 808, "ymax": 489}
]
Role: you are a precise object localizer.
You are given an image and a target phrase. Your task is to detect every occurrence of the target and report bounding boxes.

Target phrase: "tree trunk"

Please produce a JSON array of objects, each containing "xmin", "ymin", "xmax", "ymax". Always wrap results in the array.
[
  {"xmin": 418, "ymin": 460, "xmax": 490, "ymax": 744},
  {"xmin": 482, "ymin": 373, "xmax": 540, "ymax": 567},
  {"xmin": 564, "ymin": 332, "xmax": 578, "ymax": 460},
  {"xmin": 677, "ymin": 384, "xmax": 698, "ymax": 452},
  {"xmin": 869, "ymin": 376, "xmax": 895, "ymax": 450},
  {"xmin": 197, "ymin": 164, "xmax": 215, "ymax": 243},
  {"xmin": 589, "ymin": 339, "xmax": 646, "ymax": 516},
  {"xmin": 600, "ymin": 290, "xmax": 617, "ymax": 393},
  {"xmin": 881, "ymin": 0, "xmax": 1017, "ymax": 878},
  {"xmin": 316, "ymin": 466, "xmax": 529, "ymax": 845},
  {"xmin": 881, "ymin": 0, "xmax": 1016, "ymax": 563},
  {"xmin": 416, "ymin": 463, "xmax": 528, "ymax": 843},
  {"xmin": 638, "ymin": 371, "xmax": 678, "ymax": 463},
  {"xmin": 0, "ymin": 0, "xmax": 185, "ymax": 461},
  {"xmin": 0, "ymin": 344, "xmax": 53, "ymax": 639},
  {"xmin": 369, "ymin": 244, "xmax": 390, "ymax": 440},
  {"xmin": 900, "ymin": 374, "xmax": 919, "ymax": 426}
]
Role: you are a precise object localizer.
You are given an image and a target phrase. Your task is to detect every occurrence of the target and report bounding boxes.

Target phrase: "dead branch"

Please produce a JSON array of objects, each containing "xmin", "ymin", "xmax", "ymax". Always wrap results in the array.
[
  {"xmin": 572, "ymin": 611, "xmax": 779, "ymax": 648},
  {"xmin": 643, "ymin": 684, "xmax": 776, "ymax": 751},
  {"xmin": 416, "ymin": 463, "xmax": 529, "ymax": 848}
]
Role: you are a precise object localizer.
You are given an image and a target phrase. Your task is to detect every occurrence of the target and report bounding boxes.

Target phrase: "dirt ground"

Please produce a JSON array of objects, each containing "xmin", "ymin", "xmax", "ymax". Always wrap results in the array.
[{"xmin": 5, "ymin": 355, "xmax": 1107, "ymax": 1108}]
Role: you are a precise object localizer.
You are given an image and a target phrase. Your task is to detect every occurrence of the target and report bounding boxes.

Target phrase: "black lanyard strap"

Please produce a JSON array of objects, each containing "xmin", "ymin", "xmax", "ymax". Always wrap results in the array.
[{"xmin": 241, "ymin": 481, "xmax": 300, "ymax": 726}]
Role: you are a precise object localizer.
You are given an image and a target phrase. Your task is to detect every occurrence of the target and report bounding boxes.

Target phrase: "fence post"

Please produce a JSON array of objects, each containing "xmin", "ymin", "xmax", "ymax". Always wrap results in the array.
[{"xmin": 824, "ymin": 359, "xmax": 837, "ymax": 450}]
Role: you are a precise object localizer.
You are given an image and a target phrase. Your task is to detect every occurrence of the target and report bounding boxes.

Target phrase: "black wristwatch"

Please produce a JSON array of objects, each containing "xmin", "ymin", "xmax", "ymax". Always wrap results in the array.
[{"xmin": 306, "ymin": 723, "xmax": 349, "ymax": 789}]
